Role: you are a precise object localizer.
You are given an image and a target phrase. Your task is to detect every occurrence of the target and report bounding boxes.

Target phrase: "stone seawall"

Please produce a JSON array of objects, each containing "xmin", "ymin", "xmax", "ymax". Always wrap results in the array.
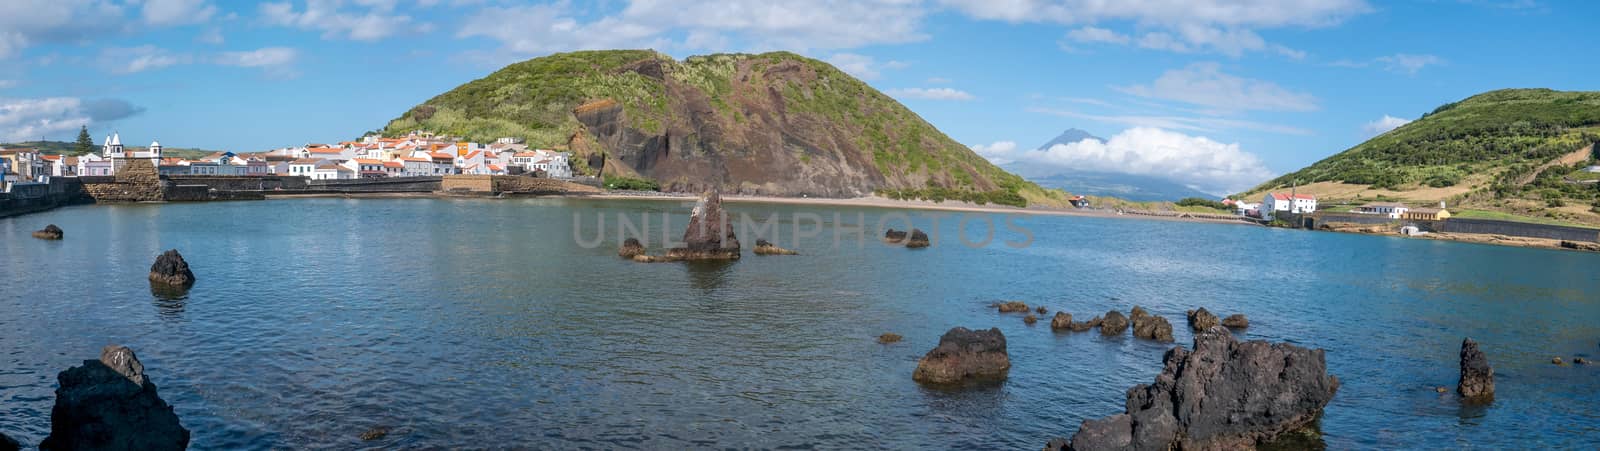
[
  {"xmin": 1434, "ymin": 218, "xmax": 1599, "ymax": 242},
  {"xmin": 0, "ymin": 178, "xmax": 91, "ymax": 218},
  {"xmin": 166, "ymin": 175, "xmax": 309, "ymax": 191},
  {"xmin": 440, "ymin": 175, "xmax": 604, "ymax": 195},
  {"xmin": 306, "ymin": 177, "xmax": 441, "ymax": 192}
]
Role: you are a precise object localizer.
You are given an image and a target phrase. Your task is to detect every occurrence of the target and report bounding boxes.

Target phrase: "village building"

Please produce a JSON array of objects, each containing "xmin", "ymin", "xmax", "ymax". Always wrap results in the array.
[
  {"xmin": 1262, "ymin": 193, "xmax": 1317, "ymax": 219},
  {"xmin": 1357, "ymin": 202, "xmax": 1410, "ymax": 219},
  {"xmin": 1403, "ymin": 208, "xmax": 1452, "ymax": 221},
  {"xmin": 343, "ymin": 159, "xmax": 388, "ymax": 178},
  {"xmin": 288, "ymin": 158, "xmax": 321, "ymax": 177}
]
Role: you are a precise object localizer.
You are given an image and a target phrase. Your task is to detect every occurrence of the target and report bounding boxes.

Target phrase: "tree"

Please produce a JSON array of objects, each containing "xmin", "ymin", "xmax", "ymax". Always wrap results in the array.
[{"xmin": 74, "ymin": 126, "xmax": 93, "ymax": 155}]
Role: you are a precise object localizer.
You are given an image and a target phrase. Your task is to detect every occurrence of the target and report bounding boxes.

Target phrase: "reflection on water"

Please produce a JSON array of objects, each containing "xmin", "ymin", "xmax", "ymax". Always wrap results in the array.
[
  {"xmin": 683, "ymin": 260, "xmax": 737, "ymax": 291},
  {"xmin": 0, "ymin": 198, "xmax": 1597, "ymax": 449}
]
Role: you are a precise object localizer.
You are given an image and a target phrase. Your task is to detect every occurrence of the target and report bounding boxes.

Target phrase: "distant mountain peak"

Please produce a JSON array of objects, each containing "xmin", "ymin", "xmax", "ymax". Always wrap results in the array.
[{"xmin": 1037, "ymin": 128, "xmax": 1104, "ymax": 150}]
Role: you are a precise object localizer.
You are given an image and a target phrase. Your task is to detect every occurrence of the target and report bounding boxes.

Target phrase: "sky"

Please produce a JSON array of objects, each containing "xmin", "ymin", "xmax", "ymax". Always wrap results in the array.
[{"xmin": 2, "ymin": 0, "xmax": 1597, "ymax": 194}]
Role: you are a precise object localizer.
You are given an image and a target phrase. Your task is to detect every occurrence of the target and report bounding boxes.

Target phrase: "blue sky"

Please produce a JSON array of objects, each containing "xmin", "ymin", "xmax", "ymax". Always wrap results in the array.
[{"xmin": 2, "ymin": 0, "xmax": 1596, "ymax": 193}]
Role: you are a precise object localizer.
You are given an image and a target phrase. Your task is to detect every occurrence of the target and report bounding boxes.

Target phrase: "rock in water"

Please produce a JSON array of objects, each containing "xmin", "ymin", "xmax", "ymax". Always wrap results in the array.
[
  {"xmin": 1050, "ymin": 327, "xmax": 1339, "ymax": 450},
  {"xmin": 1, "ymin": 432, "xmax": 21, "ymax": 451},
  {"xmin": 753, "ymin": 239, "xmax": 798, "ymax": 255},
  {"xmin": 1129, "ymin": 306, "xmax": 1149, "ymax": 323},
  {"xmin": 1222, "ymin": 314, "xmax": 1250, "ymax": 329},
  {"xmin": 148, "ymin": 249, "xmax": 196, "ymax": 287},
  {"xmin": 32, "ymin": 224, "xmax": 64, "ymax": 240},
  {"xmin": 1050, "ymin": 312, "xmax": 1074, "ymax": 330},
  {"xmin": 906, "ymin": 228, "xmax": 931, "ymax": 248},
  {"xmin": 1132, "ymin": 313, "xmax": 1175, "ymax": 342},
  {"xmin": 1099, "ymin": 310, "xmax": 1129, "ymax": 335},
  {"xmin": 41, "ymin": 345, "xmax": 190, "ymax": 451},
  {"xmin": 1457, "ymin": 338, "xmax": 1494, "ymax": 401},
  {"xmin": 618, "ymin": 238, "xmax": 645, "ymax": 259},
  {"xmin": 996, "ymin": 301, "xmax": 1030, "ymax": 313},
  {"xmin": 1187, "ymin": 308, "xmax": 1219, "ymax": 332},
  {"xmin": 883, "ymin": 229, "xmax": 908, "ymax": 243},
  {"xmin": 877, "ymin": 333, "xmax": 902, "ymax": 344},
  {"xmin": 1036, "ymin": 306, "xmax": 1048, "ymax": 315},
  {"xmin": 665, "ymin": 190, "xmax": 741, "ymax": 260},
  {"xmin": 1069, "ymin": 316, "xmax": 1102, "ymax": 332},
  {"xmin": 912, "ymin": 327, "xmax": 1010, "ymax": 385},
  {"xmin": 1024, "ymin": 314, "xmax": 1039, "ymax": 325}
]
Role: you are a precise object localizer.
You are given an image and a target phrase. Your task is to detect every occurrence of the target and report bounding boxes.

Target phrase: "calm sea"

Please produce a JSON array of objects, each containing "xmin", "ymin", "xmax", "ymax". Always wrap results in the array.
[{"xmin": 2, "ymin": 198, "xmax": 1597, "ymax": 449}]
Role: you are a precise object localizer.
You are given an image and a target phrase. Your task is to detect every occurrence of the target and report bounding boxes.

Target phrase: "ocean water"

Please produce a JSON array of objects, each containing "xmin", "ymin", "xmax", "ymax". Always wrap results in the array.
[{"xmin": 1, "ymin": 198, "xmax": 1597, "ymax": 449}]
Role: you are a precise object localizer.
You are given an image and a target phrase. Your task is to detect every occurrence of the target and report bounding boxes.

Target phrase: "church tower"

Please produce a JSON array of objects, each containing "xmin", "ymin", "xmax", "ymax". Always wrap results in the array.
[
  {"xmin": 104, "ymin": 132, "xmax": 124, "ymax": 158},
  {"xmin": 149, "ymin": 140, "xmax": 162, "ymax": 159}
]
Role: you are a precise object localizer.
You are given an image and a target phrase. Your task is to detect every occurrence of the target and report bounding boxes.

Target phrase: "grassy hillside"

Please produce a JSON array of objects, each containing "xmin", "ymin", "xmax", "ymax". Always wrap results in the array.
[
  {"xmin": 381, "ymin": 50, "xmax": 1064, "ymax": 206},
  {"xmin": 1244, "ymin": 89, "xmax": 1600, "ymax": 225}
]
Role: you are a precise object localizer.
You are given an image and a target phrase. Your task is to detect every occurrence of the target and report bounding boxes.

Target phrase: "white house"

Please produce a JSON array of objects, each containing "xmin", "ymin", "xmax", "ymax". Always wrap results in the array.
[
  {"xmin": 1356, "ymin": 202, "xmax": 1410, "ymax": 219},
  {"xmin": 1233, "ymin": 202, "xmax": 1260, "ymax": 216},
  {"xmin": 342, "ymin": 159, "xmax": 388, "ymax": 178},
  {"xmin": 399, "ymin": 157, "xmax": 432, "ymax": 177},
  {"xmin": 1262, "ymin": 193, "xmax": 1316, "ymax": 219},
  {"xmin": 312, "ymin": 161, "xmax": 354, "ymax": 180},
  {"xmin": 1585, "ymin": 165, "xmax": 1600, "ymax": 173},
  {"xmin": 288, "ymin": 158, "xmax": 321, "ymax": 177}
]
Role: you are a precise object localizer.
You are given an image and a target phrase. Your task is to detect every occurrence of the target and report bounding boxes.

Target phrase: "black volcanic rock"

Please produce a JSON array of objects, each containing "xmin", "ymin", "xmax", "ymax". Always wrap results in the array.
[
  {"xmin": 884, "ymin": 229, "xmax": 908, "ymax": 242},
  {"xmin": 912, "ymin": 327, "xmax": 1010, "ymax": 385},
  {"xmin": 1222, "ymin": 314, "xmax": 1249, "ymax": 329},
  {"xmin": 905, "ymin": 228, "xmax": 931, "ymax": 248},
  {"xmin": 1050, "ymin": 327, "xmax": 1339, "ymax": 450},
  {"xmin": 753, "ymin": 239, "xmax": 798, "ymax": 255},
  {"xmin": 618, "ymin": 238, "xmax": 645, "ymax": 259},
  {"xmin": 1, "ymin": 432, "xmax": 21, "ymax": 451},
  {"xmin": 148, "ymin": 249, "xmax": 195, "ymax": 287},
  {"xmin": 32, "ymin": 224, "xmax": 63, "ymax": 240},
  {"xmin": 1099, "ymin": 310, "xmax": 1129, "ymax": 335},
  {"xmin": 1132, "ymin": 313, "xmax": 1175, "ymax": 342},
  {"xmin": 1186, "ymin": 308, "xmax": 1219, "ymax": 332},
  {"xmin": 1457, "ymin": 338, "xmax": 1494, "ymax": 401},
  {"xmin": 41, "ymin": 345, "xmax": 190, "ymax": 451}
]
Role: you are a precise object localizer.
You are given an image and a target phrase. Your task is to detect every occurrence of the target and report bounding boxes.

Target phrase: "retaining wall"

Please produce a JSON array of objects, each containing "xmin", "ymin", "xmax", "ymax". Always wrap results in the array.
[{"xmin": 1434, "ymin": 218, "xmax": 1599, "ymax": 242}]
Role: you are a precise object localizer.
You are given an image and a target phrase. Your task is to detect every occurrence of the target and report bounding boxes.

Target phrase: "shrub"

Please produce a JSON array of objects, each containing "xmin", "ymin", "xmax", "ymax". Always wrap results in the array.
[{"xmin": 604, "ymin": 175, "xmax": 660, "ymax": 191}]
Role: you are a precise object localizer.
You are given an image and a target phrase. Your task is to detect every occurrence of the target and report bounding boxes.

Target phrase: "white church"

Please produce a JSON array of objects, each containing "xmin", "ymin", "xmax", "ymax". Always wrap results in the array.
[{"xmin": 103, "ymin": 132, "xmax": 163, "ymax": 173}]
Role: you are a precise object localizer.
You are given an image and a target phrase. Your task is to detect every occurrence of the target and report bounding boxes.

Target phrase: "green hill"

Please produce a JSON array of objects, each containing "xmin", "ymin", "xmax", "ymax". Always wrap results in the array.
[
  {"xmin": 381, "ymin": 50, "xmax": 1062, "ymax": 206},
  {"xmin": 1244, "ymin": 89, "xmax": 1600, "ymax": 225}
]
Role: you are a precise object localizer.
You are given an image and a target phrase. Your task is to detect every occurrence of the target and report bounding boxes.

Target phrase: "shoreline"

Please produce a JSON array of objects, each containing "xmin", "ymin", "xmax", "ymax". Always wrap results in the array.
[{"xmin": 16, "ymin": 190, "xmax": 1596, "ymax": 253}]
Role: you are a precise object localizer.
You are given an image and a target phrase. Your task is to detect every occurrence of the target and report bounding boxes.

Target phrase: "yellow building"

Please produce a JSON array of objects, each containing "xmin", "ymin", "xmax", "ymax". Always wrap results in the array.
[{"xmin": 1403, "ymin": 208, "xmax": 1451, "ymax": 221}]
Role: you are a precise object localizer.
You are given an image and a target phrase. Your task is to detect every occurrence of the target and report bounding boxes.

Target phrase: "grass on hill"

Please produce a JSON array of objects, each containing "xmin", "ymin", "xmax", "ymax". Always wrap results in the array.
[{"xmin": 1451, "ymin": 209, "xmax": 1598, "ymax": 229}]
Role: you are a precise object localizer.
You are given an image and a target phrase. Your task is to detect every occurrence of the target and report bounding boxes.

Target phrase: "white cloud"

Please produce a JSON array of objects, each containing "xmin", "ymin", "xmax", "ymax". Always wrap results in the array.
[
  {"xmin": 141, "ymin": 0, "xmax": 216, "ymax": 26},
  {"xmin": 261, "ymin": 1, "xmax": 427, "ymax": 41},
  {"xmin": 457, "ymin": 1, "xmax": 929, "ymax": 60},
  {"xmin": 0, "ymin": 97, "xmax": 144, "ymax": 142},
  {"xmin": 1362, "ymin": 114, "xmax": 1411, "ymax": 136},
  {"xmin": 971, "ymin": 127, "xmax": 1275, "ymax": 194},
  {"xmin": 196, "ymin": 27, "xmax": 224, "ymax": 45},
  {"xmin": 1376, "ymin": 53, "xmax": 1444, "ymax": 75},
  {"xmin": 100, "ymin": 45, "xmax": 188, "ymax": 74},
  {"xmin": 887, "ymin": 87, "xmax": 976, "ymax": 101},
  {"xmin": 944, "ymin": 0, "xmax": 1366, "ymax": 58},
  {"xmin": 0, "ymin": 0, "xmax": 128, "ymax": 59},
  {"xmin": 215, "ymin": 47, "xmax": 297, "ymax": 67},
  {"xmin": 1028, "ymin": 107, "xmax": 1314, "ymax": 135},
  {"xmin": 1116, "ymin": 62, "xmax": 1318, "ymax": 112},
  {"xmin": 970, "ymin": 140, "xmax": 1019, "ymax": 164},
  {"xmin": 1066, "ymin": 26, "xmax": 1130, "ymax": 44},
  {"xmin": 828, "ymin": 53, "xmax": 894, "ymax": 80},
  {"xmin": 214, "ymin": 47, "xmax": 300, "ymax": 78}
]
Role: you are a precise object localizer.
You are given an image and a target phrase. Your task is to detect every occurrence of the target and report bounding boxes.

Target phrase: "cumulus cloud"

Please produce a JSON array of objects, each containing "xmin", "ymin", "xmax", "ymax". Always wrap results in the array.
[
  {"xmin": 100, "ymin": 45, "xmax": 188, "ymax": 74},
  {"xmin": 1376, "ymin": 53, "xmax": 1444, "ymax": 75},
  {"xmin": 943, "ymin": 0, "xmax": 1368, "ymax": 58},
  {"xmin": 1363, "ymin": 114, "xmax": 1411, "ymax": 136},
  {"xmin": 887, "ymin": 87, "xmax": 976, "ymax": 101},
  {"xmin": 214, "ymin": 47, "xmax": 300, "ymax": 78},
  {"xmin": 1116, "ymin": 62, "xmax": 1318, "ymax": 112},
  {"xmin": 0, "ymin": 97, "xmax": 143, "ymax": 142},
  {"xmin": 826, "ymin": 53, "xmax": 907, "ymax": 80},
  {"xmin": 0, "ymin": 0, "xmax": 128, "ymax": 59},
  {"xmin": 457, "ymin": 1, "xmax": 929, "ymax": 60},
  {"xmin": 196, "ymin": 27, "xmax": 224, "ymax": 45},
  {"xmin": 261, "ymin": 1, "xmax": 428, "ymax": 41},
  {"xmin": 972, "ymin": 127, "xmax": 1275, "ymax": 194},
  {"xmin": 141, "ymin": 0, "xmax": 216, "ymax": 26}
]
